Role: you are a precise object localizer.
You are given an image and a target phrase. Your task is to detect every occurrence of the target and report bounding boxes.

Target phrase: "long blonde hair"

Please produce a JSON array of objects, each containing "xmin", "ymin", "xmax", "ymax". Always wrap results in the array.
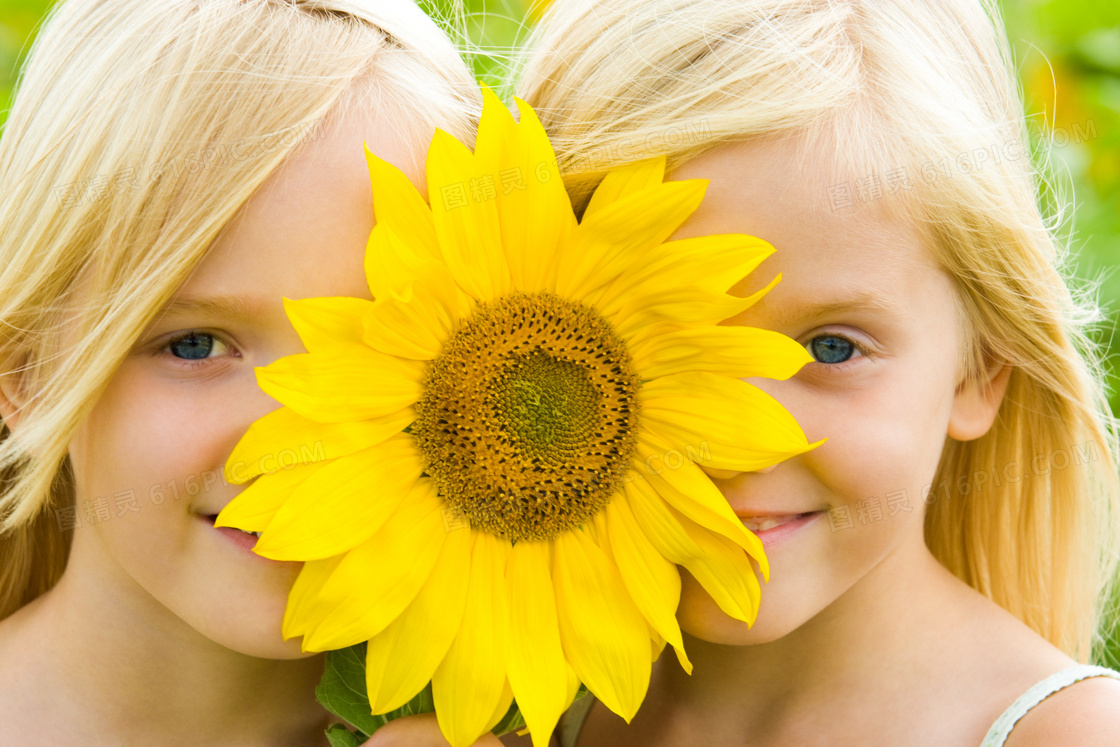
[
  {"xmin": 0, "ymin": 0, "xmax": 480, "ymax": 621},
  {"xmin": 514, "ymin": 0, "xmax": 1120, "ymax": 663}
]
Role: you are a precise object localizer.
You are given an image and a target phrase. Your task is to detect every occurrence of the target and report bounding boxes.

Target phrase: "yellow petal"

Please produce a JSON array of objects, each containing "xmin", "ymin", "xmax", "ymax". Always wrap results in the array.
[
  {"xmin": 552, "ymin": 528, "xmax": 651, "ymax": 722},
  {"xmin": 362, "ymin": 298, "xmax": 443, "ymax": 361},
  {"xmin": 365, "ymin": 223, "xmax": 421, "ymax": 303},
  {"xmin": 613, "ymin": 286, "xmax": 761, "ymax": 342},
  {"xmin": 484, "ymin": 680, "xmax": 515, "ymax": 735},
  {"xmin": 672, "ymin": 505, "xmax": 762, "ymax": 624},
  {"xmin": 474, "ymin": 87, "xmax": 575, "ymax": 293},
  {"xmin": 364, "ymin": 222, "xmax": 473, "ymax": 338},
  {"xmin": 224, "ymin": 405, "xmax": 412, "ymax": 484},
  {"xmin": 633, "ymin": 431, "xmax": 768, "ymax": 576},
  {"xmin": 624, "ymin": 479, "xmax": 760, "ymax": 623},
  {"xmin": 363, "ymin": 522, "xmax": 472, "ymax": 714},
  {"xmin": 281, "ymin": 296, "xmax": 374, "ymax": 353},
  {"xmin": 650, "ymin": 630, "xmax": 668, "ymax": 663},
  {"xmin": 604, "ymin": 499, "xmax": 689, "ymax": 676},
  {"xmin": 255, "ymin": 346, "xmax": 421, "ymax": 424},
  {"xmin": 604, "ymin": 498, "xmax": 692, "ymax": 675},
  {"xmin": 621, "ymin": 478, "xmax": 704, "ymax": 566},
  {"xmin": 365, "ymin": 145, "xmax": 440, "ymax": 261},
  {"xmin": 641, "ymin": 372, "xmax": 822, "ymax": 473},
  {"xmin": 361, "ymin": 283, "xmax": 458, "ymax": 361},
  {"xmin": 506, "ymin": 541, "xmax": 572, "ymax": 747},
  {"xmin": 427, "ymin": 129, "xmax": 510, "ymax": 302},
  {"xmin": 252, "ymin": 435, "xmax": 423, "ymax": 561},
  {"xmin": 597, "ymin": 233, "xmax": 774, "ymax": 319},
  {"xmin": 433, "ymin": 532, "xmax": 511, "ymax": 747},
  {"xmin": 282, "ymin": 553, "xmax": 345, "ymax": 642},
  {"xmin": 562, "ymin": 663, "xmax": 582, "ymax": 717},
  {"xmin": 215, "ymin": 460, "xmax": 321, "ymax": 533},
  {"xmin": 556, "ymin": 180, "xmax": 708, "ymax": 302},
  {"xmin": 582, "ymin": 157, "xmax": 666, "ymax": 220},
  {"xmin": 630, "ymin": 325, "xmax": 813, "ymax": 380},
  {"xmin": 299, "ymin": 479, "xmax": 446, "ymax": 650}
]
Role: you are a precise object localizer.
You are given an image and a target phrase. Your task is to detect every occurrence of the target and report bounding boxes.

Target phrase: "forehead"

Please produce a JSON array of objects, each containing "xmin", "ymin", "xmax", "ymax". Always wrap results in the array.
[
  {"xmin": 174, "ymin": 102, "xmax": 424, "ymax": 306},
  {"xmin": 667, "ymin": 135, "xmax": 944, "ymax": 324}
]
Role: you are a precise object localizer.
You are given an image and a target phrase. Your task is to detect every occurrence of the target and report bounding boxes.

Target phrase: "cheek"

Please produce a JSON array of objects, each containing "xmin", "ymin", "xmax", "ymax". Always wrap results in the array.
[
  {"xmin": 74, "ymin": 365, "xmax": 243, "ymax": 507},
  {"xmin": 798, "ymin": 358, "xmax": 958, "ymax": 514},
  {"xmin": 67, "ymin": 365, "xmax": 308, "ymax": 657},
  {"xmin": 675, "ymin": 513, "xmax": 928, "ymax": 645},
  {"xmin": 68, "ymin": 367, "xmax": 213, "ymax": 574}
]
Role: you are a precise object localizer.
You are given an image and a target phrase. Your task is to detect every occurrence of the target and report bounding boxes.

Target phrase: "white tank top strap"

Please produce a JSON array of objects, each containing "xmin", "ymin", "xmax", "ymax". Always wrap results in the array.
[{"xmin": 980, "ymin": 664, "xmax": 1120, "ymax": 746}]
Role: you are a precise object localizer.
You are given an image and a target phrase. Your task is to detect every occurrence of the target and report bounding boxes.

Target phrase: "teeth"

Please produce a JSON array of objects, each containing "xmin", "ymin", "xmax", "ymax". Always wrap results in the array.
[
  {"xmin": 743, "ymin": 515, "xmax": 800, "ymax": 532},
  {"xmin": 247, "ymin": 530, "xmax": 262, "ymax": 538}
]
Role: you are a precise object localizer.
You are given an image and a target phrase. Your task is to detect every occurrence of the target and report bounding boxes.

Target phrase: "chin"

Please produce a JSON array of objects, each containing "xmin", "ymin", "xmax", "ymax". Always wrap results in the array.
[
  {"xmin": 186, "ymin": 600, "xmax": 321, "ymax": 660},
  {"xmin": 678, "ymin": 577, "xmax": 801, "ymax": 647},
  {"xmin": 209, "ymin": 625, "xmax": 325, "ymax": 660}
]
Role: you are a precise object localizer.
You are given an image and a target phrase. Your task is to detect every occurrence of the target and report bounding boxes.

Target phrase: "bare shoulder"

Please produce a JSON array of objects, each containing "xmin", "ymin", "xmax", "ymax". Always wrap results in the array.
[
  {"xmin": 1004, "ymin": 674, "xmax": 1120, "ymax": 747},
  {"xmin": 0, "ymin": 618, "xmax": 41, "ymax": 742},
  {"xmin": 0, "ymin": 604, "xmax": 69, "ymax": 745},
  {"xmin": 932, "ymin": 583, "xmax": 1109, "ymax": 743}
]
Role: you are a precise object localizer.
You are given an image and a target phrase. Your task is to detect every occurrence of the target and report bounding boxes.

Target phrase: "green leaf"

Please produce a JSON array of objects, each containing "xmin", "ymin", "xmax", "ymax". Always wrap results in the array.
[
  {"xmin": 316, "ymin": 643, "xmax": 440, "ymax": 735},
  {"xmin": 313, "ymin": 646, "xmax": 435, "ymax": 735},
  {"xmin": 325, "ymin": 723, "xmax": 365, "ymax": 747},
  {"xmin": 315, "ymin": 643, "xmax": 382, "ymax": 736},
  {"xmin": 492, "ymin": 698, "xmax": 527, "ymax": 736}
]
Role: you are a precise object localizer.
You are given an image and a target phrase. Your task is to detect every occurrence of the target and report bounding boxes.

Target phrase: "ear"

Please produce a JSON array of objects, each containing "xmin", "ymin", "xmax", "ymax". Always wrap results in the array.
[
  {"xmin": 0, "ymin": 366, "xmax": 27, "ymax": 431},
  {"xmin": 947, "ymin": 362, "xmax": 1012, "ymax": 441}
]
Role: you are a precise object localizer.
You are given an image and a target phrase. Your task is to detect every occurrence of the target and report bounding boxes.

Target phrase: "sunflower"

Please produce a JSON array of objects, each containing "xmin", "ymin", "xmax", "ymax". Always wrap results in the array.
[{"xmin": 216, "ymin": 86, "xmax": 819, "ymax": 747}]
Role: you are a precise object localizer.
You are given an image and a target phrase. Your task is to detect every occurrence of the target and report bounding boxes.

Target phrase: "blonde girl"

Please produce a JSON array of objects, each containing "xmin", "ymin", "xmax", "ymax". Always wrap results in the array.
[
  {"xmin": 493, "ymin": 0, "xmax": 1120, "ymax": 744},
  {"xmin": 0, "ymin": 0, "xmax": 480, "ymax": 743}
]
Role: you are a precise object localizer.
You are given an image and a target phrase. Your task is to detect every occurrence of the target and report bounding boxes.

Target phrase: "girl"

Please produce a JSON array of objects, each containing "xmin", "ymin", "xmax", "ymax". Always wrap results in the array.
[
  {"xmin": 0, "ymin": 0, "xmax": 479, "ymax": 743},
  {"xmin": 498, "ymin": 0, "xmax": 1120, "ymax": 744}
]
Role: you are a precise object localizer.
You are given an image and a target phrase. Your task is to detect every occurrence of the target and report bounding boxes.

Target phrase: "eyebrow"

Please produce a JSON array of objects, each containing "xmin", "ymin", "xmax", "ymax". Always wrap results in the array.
[
  {"xmin": 764, "ymin": 292, "xmax": 905, "ymax": 328},
  {"xmin": 155, "ymin": 294, "xmax": 273, "ymax": 321}
]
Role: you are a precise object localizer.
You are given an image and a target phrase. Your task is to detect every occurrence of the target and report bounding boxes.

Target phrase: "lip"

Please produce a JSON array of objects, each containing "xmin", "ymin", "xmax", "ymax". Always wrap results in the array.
[
  {"xmin": 197, "ymin": 513, "xmax": 270, "ymax": 555},
  {"xmin": 737, "ymin": 511, "xmax": 824, "ymax": 549}
]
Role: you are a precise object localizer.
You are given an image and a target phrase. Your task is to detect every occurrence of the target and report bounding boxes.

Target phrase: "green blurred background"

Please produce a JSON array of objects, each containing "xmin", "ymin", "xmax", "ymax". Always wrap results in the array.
[{"xmin": 2, "ymin": 0, "xmax": 1118, "ymax": 664}]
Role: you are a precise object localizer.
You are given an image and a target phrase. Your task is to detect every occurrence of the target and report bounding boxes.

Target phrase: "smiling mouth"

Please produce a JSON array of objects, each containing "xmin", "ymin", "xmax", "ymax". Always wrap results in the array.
[
  {"xmin": 740, "ymin": 512, "xmax": 816, "ymax": 532},
  {"xmin": 203, "ymin": 513, "xmax": 262, "ymax": 538}
]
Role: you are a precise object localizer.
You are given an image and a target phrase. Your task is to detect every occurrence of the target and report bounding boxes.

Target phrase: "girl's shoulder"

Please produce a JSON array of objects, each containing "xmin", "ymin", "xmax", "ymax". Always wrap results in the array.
[
  {"xmin": 984, "ymin": 665, "xmax": 1120, "ymax": 746},
  {"xmin": 0, "ymin": 598, "xmax": 83, "ymax": 746},
  {"xmin": 955, "ymin": 591, "xmax": 1120, "ymax": 746},
  {"xmin": 0, "ymin": 611, "xmax": 51, "ymax": 743}
]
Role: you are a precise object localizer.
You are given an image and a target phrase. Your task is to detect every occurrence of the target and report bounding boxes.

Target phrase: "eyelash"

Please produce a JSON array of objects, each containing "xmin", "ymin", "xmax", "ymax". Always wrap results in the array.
[
  {"xmin": 157, "ymin": 330, "xmax": 864, "ymax": 372},
  {"xmin": 158, "ymin": 330, "xmax": 239, "ymax": 370},
  {"xmin": 803, "ymin": 332, "xmax": 868, "ymax": 371}
]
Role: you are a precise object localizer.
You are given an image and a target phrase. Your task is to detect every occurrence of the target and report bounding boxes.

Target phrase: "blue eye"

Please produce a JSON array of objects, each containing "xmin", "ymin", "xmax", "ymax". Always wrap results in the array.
[
  {"xmin": 166, "ymin": 331, "xmax": 231, "ymax": 362},
  {"xmin": 169, "ymin": 332, "xmax": 215, "ymax": 360},
  {"xmin": 808, "ymin": 335, "xmax": 856, "ymax": 364}
]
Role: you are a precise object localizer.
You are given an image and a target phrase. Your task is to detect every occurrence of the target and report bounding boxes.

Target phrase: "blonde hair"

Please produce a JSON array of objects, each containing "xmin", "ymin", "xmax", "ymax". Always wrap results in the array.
[
  {"xmin": 0, "ymin": 0, "xmax": 480, "ymax": 621},
  {"xmin": 515, "ymin": 0, "xmax": 1120, "ymax": 662}
]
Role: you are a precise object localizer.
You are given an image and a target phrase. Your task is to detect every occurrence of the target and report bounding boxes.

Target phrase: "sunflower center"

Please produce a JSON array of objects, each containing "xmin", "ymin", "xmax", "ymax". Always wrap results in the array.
[
  {"xmin": 413, "ymin": 292, "xmax": 641, "ymax": 542},
  {"xmin": 493, "ymin": 354, "xmax": 599, "ymax": 459}
]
